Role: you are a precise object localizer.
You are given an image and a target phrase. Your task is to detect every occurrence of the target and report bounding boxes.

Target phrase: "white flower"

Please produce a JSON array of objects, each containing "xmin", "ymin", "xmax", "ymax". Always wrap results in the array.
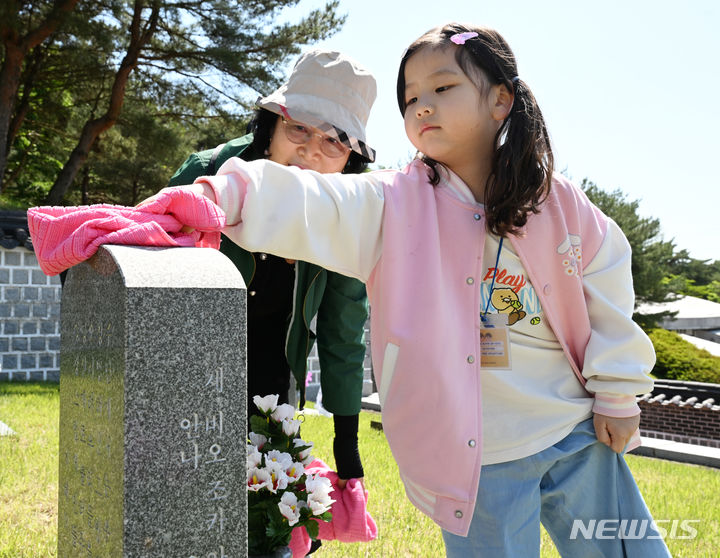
[
  {"xmin": 285, "ymin": 461, "xmax": 305, "ymax": 482},
  {"xmin": 248, "ymin": 432, "xmax": 267, "ymax": 450},
  {"xmin": 247, "ymin": 444, "xmax": 262, "ymax": 469},
  {"xmin": 253, "ymin": 394, "xmax": 279, "ymax": 414},
  {"xmin": 247, "ymin": 467, "xmax": 272, "ymax": 492},
  {"xmin": 281, "ymin": 418, "xmax": 301, "ymax": 437},
  {"xmin": 306, "ymin": 475, "xmax": 335, "ymax": 516},
  {"xmin": 307, "ymin": 494, "xmax": 333, "ymax": 516},
  {"xmin": 293, "ymin": 438, "xmax": 314, "ymax": 465},
  {"xmin": 278, "ymin": 491, "xmax": 302, "ymax": 526},
  {"xmin": 265, "ymin": 450, "xmax": 293, "ymax": 469},
  {"xmin": 271, "ymin": 403, "xmax": 296, "ymax": 423},
  {"xmin": 266, "ymin": 461, "xmax": 289, "ymax": 492},
  {"xmin": 306, "ymin": 474, "xmax": 333, "ymax": 497}
]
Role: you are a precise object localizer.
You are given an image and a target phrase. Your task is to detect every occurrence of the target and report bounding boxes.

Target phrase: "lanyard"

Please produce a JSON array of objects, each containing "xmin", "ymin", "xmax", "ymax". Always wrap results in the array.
[{"xmin": 481, "ymin": 236, "xmax": 504, "ymax": 321}]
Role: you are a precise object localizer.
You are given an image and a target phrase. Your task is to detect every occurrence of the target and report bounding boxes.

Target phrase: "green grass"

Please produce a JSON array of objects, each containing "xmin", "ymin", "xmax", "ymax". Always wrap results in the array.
[
  {"xmin": 1, "ymin": 382, "xmax": 719, "ymax": 557},
  {"xmin": 301, "ymin": 410, "xmax": 720, "ymax": 558},
  {"xmin": 0, "ymin": 382, "xmax": 59, "ymax": 558}
]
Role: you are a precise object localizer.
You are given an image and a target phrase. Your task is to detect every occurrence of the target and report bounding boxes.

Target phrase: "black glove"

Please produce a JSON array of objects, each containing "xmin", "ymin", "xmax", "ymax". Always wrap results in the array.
[{"xmin": 332, "ymin": 413, "xmax": 364, "ymax": 480}]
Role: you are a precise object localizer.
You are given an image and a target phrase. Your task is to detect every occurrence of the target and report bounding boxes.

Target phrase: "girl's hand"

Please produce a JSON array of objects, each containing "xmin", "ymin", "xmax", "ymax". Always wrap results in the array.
[
  {"xmin": 135, "ymin": 191, "xmax": 195, "ymax": 233},
  {"xmin": 136, "ymin": 184, "xmax": 217, "ymax": 209},
  {"xmin": 593, "ymin": 413, "xmax": 640, "ymax": 453},
  {"xmin": 135, "ymin": 193, "xmax": 160, "ymax": 209}
]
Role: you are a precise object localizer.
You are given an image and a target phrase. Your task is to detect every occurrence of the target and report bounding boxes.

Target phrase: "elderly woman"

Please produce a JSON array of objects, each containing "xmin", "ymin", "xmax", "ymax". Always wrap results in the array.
[{"xmin": 167, "ymin": 49, "xmax": 377, "ymax": 490}]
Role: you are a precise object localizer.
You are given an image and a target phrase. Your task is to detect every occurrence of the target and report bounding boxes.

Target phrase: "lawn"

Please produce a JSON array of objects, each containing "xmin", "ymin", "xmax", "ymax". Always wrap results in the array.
[
  {"xmin": 0, "ymin": 382, "xmax": 58, "ymax": 558},
  {"xmin": 1, "ymin": 381, "xmax": 719, "ymax": 557}
]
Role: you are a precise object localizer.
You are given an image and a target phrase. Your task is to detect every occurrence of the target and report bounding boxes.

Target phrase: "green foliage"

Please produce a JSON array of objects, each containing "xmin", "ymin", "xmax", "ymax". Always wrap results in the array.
[
  {"xmin": 670, "ymin": 250, "xmax": 720, "ymax": 284},
  {"xmin": 664, "ymin": 275, "xmax": 720, "ymax": 304},
  {"xmin": 580, "ymin": 178, "xmax": 719, "ymax": 307},
  {"xmin": 64, "ymin": 93, "xmax": 229, "ymax": 205},
  {"xmin": 665, "ymin": 254, "xmax": 720, "ymax": 303},
  {"xmin": 685, "ymin": 280, "xmax": 720, "ymax": 303},
  {"xmin": 648, "ymin": 328, "xmax": 720, "ymax": 383},
  {"xmin": 2, "ymin": 0, "xmax": 346, "ymax": 205},
  {"xmin": 581, "ymin": 179, "xmax": 679, "ymax": 305}
]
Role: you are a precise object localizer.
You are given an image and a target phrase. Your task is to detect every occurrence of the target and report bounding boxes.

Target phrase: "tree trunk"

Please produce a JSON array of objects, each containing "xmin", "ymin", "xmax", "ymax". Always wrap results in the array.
[
  {"xmin": 81, "ymin": 165, "xmax": 89, "ymax": 205},
  {"xmin": 44, "ymin": 0, "xmax": 160, "ymax": 205},
  {"xmin": 45, "ymin": 92, "xmax": 125, "ymax": 205},
  {"xmin": 0, "ymin": 0, "xmax": 81, "ymax": 192},
  {"xmin": 0, "ymin": 42, "xmax": 25, "ymax": 192},
  {"xmin": 6, "ymin": 44, "xmax": 48, "ymax": 153}
]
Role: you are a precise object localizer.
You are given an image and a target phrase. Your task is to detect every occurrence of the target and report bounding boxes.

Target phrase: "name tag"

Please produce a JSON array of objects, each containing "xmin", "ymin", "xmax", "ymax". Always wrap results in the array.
[{"xmin": 480, "ymin": 314, "xmax": 511, "ymax": 369}]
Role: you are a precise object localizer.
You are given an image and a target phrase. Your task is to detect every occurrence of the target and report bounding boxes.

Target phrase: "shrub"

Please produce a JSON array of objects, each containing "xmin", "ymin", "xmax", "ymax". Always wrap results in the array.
[{"xmin": 648, "ymin": 328, "xmax": 720, "ymax": 383}]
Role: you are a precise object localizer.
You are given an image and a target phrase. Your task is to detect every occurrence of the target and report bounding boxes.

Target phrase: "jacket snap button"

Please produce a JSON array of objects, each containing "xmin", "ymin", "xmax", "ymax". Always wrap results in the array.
[
  {"xmin": 543, "ymin": 284, "xmax": 552, "ymax": 295},
  {"xmin": 249, "ymin": 291, "xmax": 257, "ymax": 296},
  {"xmin": 466, "ymin": 277, "xmax": 474, "ymax": 285},
  {"xmin": 260, "ymin": 253, "xmax": 268, "ymax": 260},
  {"xmin": 474, "ymin": 213, "xmax": 481, "ymax": 221},
  {"xmin": 455, "ymin": 510, "xmax": 463, "ymax": 518},
  {"xmin": 467, "ymin": 355, "xmax": 475, "ymax": 364},
  {"xmin": 468, "ymin": 439, "xmax": 476, "ymax": 447}
]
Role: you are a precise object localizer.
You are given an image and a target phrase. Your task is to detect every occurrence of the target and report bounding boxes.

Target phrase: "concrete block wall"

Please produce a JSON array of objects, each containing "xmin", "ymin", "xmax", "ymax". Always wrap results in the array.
[
  {"xmin": 0, "ymin": 237, "xmax": 371, "ymax": 390},
  {"xmin": 0, "ymin": 246, "xmax": 61, "ymax": 381}
]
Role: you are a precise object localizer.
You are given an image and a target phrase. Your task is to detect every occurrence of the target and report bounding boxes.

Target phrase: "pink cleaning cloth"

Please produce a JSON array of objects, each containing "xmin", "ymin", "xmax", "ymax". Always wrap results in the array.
[
  {"xmin": 289, "ymin": 459, "xmax": 378, "ymax": 558},
  {"xmin": 27, "ymin": 187, "xmax": 225, "ymax": 276}
]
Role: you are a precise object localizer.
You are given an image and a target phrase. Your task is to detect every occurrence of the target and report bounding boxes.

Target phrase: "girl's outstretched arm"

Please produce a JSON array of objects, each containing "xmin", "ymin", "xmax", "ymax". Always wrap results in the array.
[{"xmin": 195, "ymin": 157, "xmax": 387, "ymax": 283}]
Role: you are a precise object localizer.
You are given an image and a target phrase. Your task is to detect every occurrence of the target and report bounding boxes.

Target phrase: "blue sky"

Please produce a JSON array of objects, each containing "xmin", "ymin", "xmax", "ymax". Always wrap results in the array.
[{"xmin": 277, "ymin": 0, "xmax": 719, "ymax": 261}]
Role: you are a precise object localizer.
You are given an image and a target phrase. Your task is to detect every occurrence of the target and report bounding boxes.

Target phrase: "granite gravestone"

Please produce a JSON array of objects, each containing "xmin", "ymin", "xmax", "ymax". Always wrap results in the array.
[{"xmin": 58, "ymin": 245, "xmax": 247, "ymax": 558}]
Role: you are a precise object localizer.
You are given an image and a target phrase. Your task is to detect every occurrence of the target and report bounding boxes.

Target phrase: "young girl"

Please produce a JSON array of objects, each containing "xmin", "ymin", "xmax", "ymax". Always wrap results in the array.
[{"xmin": 158, "ymin": 23, "xmax": 670, "ymax": 557}]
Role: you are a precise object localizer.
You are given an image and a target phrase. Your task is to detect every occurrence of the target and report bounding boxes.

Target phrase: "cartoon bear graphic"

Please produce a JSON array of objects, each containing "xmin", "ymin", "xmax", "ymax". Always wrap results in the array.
[{"xmin": 490, "ymin": 287, "xmax": 527, "ymax": 326}]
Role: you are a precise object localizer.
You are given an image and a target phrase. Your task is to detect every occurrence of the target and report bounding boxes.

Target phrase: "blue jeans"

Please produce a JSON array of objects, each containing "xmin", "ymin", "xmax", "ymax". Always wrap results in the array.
[{"xmin": 442, "ymin": 419, "xmax": 672, "ymax": 557}]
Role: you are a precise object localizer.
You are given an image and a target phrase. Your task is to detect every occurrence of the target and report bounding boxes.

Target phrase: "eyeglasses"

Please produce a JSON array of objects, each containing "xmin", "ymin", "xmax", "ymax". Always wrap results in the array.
[{"xmin": 281, "ymin": 119, "xmax": 350, "ymax": 159}]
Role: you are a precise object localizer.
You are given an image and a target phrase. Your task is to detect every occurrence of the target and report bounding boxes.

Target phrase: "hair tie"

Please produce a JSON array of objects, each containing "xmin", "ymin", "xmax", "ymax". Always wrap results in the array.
[
  {"xmin": 511, "ymin": 76, "xmax": 520, "ymax": 83},
  {"xmin": 450, "ymin": 32, "xmax": 478, "ymax": 45}
]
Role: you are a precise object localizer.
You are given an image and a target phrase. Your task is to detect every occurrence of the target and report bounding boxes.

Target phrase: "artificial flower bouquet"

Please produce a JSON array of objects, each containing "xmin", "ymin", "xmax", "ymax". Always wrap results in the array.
[{"xmin": 247, "ymin": 394, "xmax": 334, "ymax": 556}]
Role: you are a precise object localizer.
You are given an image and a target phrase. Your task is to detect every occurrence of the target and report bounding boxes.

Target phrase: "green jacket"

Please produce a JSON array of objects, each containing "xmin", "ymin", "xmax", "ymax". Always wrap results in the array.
[{"xmin": 168, "ymin": 134, "xmax": 369, "ymax": 414}]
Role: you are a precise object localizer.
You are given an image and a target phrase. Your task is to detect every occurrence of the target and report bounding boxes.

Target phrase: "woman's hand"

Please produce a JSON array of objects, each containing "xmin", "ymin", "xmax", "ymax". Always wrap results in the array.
[
  {"xmin": 593, "ymin": 413, "xmax": 640, "ymax": 453},
  {"xmin": 337, "ymin": 477, "xmax": 365, "ymax": 490}
]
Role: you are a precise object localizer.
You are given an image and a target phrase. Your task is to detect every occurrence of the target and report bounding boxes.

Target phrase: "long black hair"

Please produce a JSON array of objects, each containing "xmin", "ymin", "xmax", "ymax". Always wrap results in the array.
[
  {"xmin": 245, "ymin": 108, "xmax": 369, "ymax": 174},
  {"xmin": 396, "ymin": 23, "xmax": 554, "ymax": 237}
]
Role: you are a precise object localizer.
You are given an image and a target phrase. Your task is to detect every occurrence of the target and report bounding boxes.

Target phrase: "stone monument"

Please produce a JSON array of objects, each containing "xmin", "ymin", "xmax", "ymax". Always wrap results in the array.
[{"xmin": 58, "ymin": 245, "xmax": 247, "ymax": 558}]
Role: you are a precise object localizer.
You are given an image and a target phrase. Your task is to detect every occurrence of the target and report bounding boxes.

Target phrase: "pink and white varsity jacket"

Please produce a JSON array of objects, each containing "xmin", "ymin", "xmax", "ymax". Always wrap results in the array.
[{"xmin": 187, "ymin": 157, "xmax": 655, "ymax": 536}]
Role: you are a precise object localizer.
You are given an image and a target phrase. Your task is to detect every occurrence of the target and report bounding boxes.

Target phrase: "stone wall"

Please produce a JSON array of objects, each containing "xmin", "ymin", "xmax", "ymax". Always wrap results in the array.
[
  {"xmin": 639, "ymin": 394, "xmax": 720, "ymax": 448},
  {"xmin": 0, "ymin": 245, "xmax": 62, "ymax": 381},
  {"xmin": 0, "ymin": 235, "xmax": 373, "ymax": 392}
]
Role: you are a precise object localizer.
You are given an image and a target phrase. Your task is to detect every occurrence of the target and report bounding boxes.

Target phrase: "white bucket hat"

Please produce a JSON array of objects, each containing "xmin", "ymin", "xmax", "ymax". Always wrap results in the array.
[{"xmin": 257, "ymin": 49, "xmax": 377, "ymax": 162}]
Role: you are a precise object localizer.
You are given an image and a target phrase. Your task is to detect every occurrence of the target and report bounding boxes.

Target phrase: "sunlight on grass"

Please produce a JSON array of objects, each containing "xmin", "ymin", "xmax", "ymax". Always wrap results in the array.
[
  {"xmin": 1, "ymin": 382, "xmax": 719, "ymax": 557},
  {"xmin": 299, "ymin": 409, "xmax": 445, "ymax": 557},
  {"xmin": 300, "ymin": 409, "xmax": 720, "ymax": 558},
  {"xmin": 0, "ymin": 382, "xmax": 59, "ymax": 558}
]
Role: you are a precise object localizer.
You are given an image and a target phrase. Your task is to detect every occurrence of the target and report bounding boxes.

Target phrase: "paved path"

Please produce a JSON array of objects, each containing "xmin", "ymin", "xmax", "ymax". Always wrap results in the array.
[{"xmin": 631, "ymin": 437, "xmax": 720, "ymax": 469}]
